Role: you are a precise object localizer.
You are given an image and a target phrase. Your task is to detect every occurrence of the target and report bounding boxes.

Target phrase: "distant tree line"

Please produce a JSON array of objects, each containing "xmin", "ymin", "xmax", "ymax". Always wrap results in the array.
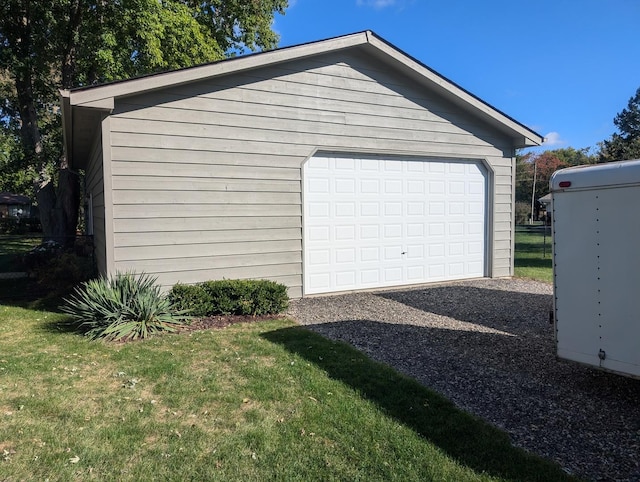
[{"xmin": 516, "ymin": 87, "xmax": 640, "ymax": 206}]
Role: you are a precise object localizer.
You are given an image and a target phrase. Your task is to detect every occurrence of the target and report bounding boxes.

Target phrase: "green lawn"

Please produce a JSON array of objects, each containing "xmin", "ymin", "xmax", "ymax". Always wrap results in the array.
[
  {"xmin": 514, "ymin": 227, "xmax": 553, "ymax": 283},
  {"xmin": 0, "ymin": 301, "xmax": 576, "ymax": 481}
]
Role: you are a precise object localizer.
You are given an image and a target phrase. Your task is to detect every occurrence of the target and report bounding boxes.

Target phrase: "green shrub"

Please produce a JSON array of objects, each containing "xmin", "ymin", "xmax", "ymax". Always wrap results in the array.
[
  {"xmin": 22, "ymin": 240, "xmax": 63, "ymax": 271},
  {"xmin": 31, "ymin": 252, "xmax": 95, "ymax": 294},
  {"xmin": 22, "ymin": 239, "xmax": 95, "ymax": 295},
  {"xmin": 168, "ymin": 279, "xmax": 289, "ymax": 317},
  {"xmin": 201, "ymin": 279, "xmax": 250, "ymax": 315},
  {"xmin": 61, "ymin": 272, "xmax": 188, "ymax": 341},
  {"xmin": 167, "ymin": 283, "xmax": 212, "ymax": 317},
  {"xmin": 250, "ymin": 280, "xmax": 290, "ymax": 315}
]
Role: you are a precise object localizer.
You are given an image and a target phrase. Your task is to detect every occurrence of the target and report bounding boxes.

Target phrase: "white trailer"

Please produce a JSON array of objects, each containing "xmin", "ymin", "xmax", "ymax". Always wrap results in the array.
[{"xmin": 551, "ymin": 159, "xmax": 640, "ymax": 378}]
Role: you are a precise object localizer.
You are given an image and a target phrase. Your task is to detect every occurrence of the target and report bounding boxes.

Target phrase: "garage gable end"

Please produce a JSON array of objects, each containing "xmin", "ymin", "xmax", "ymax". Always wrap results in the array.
[{"xmin": 62, "ymin": 30, "xmax": 542, "ymax": 169}]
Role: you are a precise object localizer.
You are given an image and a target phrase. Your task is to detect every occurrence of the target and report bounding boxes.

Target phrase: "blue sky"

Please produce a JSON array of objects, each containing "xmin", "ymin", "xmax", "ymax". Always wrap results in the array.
[{"xmin": 273, "ymin": 0, "xmax": 640, "ymax": 153}]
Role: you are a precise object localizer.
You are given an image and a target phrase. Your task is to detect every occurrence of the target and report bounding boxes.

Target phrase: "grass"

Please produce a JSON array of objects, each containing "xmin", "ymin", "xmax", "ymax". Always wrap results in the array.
[
  {"xmin": 0, "ymin": 299, "xmax": 578, "ymax": 481},
  {"xmin": 514, "ymin": 226, "xmax": 553, "ymax": 283}
]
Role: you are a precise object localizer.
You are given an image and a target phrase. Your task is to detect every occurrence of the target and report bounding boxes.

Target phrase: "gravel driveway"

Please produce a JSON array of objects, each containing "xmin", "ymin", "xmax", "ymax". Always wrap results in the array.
[{"xmin": 287, "ymin": 278, "xmax": 640, "ymax": 482}]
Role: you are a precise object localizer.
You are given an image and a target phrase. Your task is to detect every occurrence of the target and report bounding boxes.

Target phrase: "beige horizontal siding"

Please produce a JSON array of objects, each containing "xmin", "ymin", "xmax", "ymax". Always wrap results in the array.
[
  {"xmin": 113, "ymin": 203, "xmax": 301, "ymax": 219},
  {"xmin": 113, "ymin": 216, "xmax": 301, "ymax": 233},
  {"xmin": 141, "ymin": 263, "xmax": 302, "ymax": 288},
  {"xmin": 493, "ymin": 257, "xmax": 512, "ymax": 270},
  {"xmin": 138, "ymin": 57, "xmax": 508, "ymax": 141},
  {"xmin": 494, "ymin": 239, "xmax": 512, "ymax": 251},
  {"xmin": 493, "ymin": 212, "xmax": 513, "ymax": 223},
  {"xmin": 110, "ymin": 158, "xmax": 300, "ymax": 180},
  {"xmin": 494, "ymin": 221, "xmax": 513, "ymax": 233},
  {"xmin": 113, "ymin": 190, "xmax": 300, "ymax": 206},
  {"xmin": 119, "ymin": 252, "xmax": 301, "ymax": 273},
  {"xmin": 111, "ymin": 117, "xmax": 506, "ymax": 158},
  {"xmin": 114, "ymin": 227, "xmax": 301, "ymax": 247},
  {"xmin": 495, "ymin": 183, "xmax": 513, "ymax": 196},
  {"xmin": 115, "ymin": 239, "xmax": 301, "ymax": 262},
  {"xmin": 103, "ymin": 49, "xmax": 516, "ymax": 294},
  {"xmin": 117, "ymin": 101, "xmax": 506, "ymax": 147},
  {"xmin": 111, "ymin": 176, "xmax": 299, "ymax": 193}
]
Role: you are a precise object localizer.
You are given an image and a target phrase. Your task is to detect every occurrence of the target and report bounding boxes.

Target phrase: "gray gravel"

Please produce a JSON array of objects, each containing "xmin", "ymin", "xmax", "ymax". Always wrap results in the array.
[{"xmin": 287, "ymin": 278, "xmax": 640, "ymax": 482}]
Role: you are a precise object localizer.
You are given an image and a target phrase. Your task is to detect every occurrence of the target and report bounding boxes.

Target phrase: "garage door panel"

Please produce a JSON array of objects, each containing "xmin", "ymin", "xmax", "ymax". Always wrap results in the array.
[
  {"xmin": 304, "ymin": 154, "xmax": 487, "ymax": 295},
  {"xmin": 360, "ymin": 224, "xmax": 380, "ymax": 239},
  {"xmin": 334, "ymin": 225, "xmax": 355, "ymax": 240},
  {"xmin": 361, "ymin": 247, "xmax": 380, "ymax": 262},
  {"xmin": 407, "ymin": 265, "xmax": 425, "ymax": 280}
]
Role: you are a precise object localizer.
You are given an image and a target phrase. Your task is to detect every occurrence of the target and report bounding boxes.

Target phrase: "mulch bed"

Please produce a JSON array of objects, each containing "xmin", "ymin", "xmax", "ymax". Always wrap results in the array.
[{"xmin": 178, "ymin": 314, "xmax": 284, "ymax": 332}]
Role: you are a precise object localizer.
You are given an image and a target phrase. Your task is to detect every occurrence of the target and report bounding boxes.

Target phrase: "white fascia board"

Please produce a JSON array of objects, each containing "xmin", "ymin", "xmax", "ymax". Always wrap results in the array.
[
  {"xmin": 67, "ymin": 32, "xmax": 369, "ymax": 106},
  {"xmin": 76, "ymin": 97, "xmax": 114, "ymax": 110},
  {"xmin": 60, "ymin": 90, "xmax": 73, "ymax": 163},
  {"xmin": 364, "ymin": 32, "xmax": 543, "ymax": 147}
]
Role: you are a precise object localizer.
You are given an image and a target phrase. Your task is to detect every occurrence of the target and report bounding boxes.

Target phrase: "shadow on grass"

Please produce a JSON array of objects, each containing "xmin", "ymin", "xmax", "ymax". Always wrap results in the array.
[
  {"xmin": 262, "ymin": 325, "xmax": 576, "ymax": 482},
  {"xmin": 0, "ymin": 277, "xmax": 67, "ymax": 311},
  {"xmin": 514, "ymin": 257, "xmax": 552, "ymax": 269},
  {"xmin": 515, "ymin": 241, "xmax": 552, "ymax": 254},
  {"xmin": 0, "ymin": 278, "xmax": 81, "ymax": 335}
]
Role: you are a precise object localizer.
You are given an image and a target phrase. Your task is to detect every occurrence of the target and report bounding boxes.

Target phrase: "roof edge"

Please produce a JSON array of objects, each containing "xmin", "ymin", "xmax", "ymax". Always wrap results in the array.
[
  {"xmin": 363, "ymin": 31, "xmax": 543, "ymax": 147},
  {"xmin": 68, "ymin": 31, "xmax": 370, "ymax": 106}
]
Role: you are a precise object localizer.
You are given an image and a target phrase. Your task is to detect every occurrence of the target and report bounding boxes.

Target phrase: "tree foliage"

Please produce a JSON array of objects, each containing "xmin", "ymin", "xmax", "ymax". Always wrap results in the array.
[
  {"xmin": 516, "ymin": 148, "xmax": 597, "ymax": 205},
  {"xmin": 0, "ymin": 0, "xmax": 287, "ymax": 238},
  {"xmin": 600, "ymin": 87, "xmax": 640, "ymax": 162}
]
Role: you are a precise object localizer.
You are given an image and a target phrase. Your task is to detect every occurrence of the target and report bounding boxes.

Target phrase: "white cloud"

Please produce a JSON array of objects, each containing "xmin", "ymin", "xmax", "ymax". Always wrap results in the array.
[
  {"xmin": 542, "ymin": 131, "xmax": 567, "ymax": 147},
  {"xmin": 357, "ymin": 0, "xmax": 397, "ymax": 8}
]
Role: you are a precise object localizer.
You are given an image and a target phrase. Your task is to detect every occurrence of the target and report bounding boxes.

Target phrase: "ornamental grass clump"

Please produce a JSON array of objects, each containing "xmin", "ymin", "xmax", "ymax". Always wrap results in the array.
[{"xmin": 61, "ymin": 272, "xmax": 188, "ymax": 341}]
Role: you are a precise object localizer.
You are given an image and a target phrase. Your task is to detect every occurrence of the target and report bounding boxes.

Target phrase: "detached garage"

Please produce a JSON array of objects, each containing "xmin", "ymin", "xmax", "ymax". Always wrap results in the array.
[{"xmin": 61, "ymin": 31, "xmax": 542, "ymax": 297}]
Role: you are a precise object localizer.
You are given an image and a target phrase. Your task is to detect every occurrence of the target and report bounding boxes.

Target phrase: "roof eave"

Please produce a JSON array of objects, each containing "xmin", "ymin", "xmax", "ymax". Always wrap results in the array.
[{"xmin": 67, "ymin": 31, "xmax": 371, "ymax": 106}]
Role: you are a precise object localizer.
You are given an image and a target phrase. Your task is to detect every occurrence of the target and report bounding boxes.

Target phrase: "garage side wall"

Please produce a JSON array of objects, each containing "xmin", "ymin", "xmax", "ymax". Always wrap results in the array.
[
  {"xmin": 85, "ymin": 132, "xmax": 107, "ymax": 275},
  {"xmin": 106, "ymin": 50, "xmax": 515, "ymax": 296}
]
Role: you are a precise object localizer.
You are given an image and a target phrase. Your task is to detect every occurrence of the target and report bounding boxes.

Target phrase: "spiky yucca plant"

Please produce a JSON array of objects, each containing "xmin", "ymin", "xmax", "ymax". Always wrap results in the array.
[{"xmin": 61, "ymin": 272, "xmax": 188, "ymax": 341}]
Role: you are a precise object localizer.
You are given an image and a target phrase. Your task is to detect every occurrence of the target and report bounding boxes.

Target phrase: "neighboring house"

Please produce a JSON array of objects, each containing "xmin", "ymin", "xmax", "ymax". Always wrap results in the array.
[
  {"xmin": 61, "ymin": 31, "xmax": 543, "ymax": 297},
  {"xmin": 539, "ymin": 193, "xmax": 552, "ymax": 219},
  {"xmin": 0, "ymin": 192, "xmax": 31, "ymax": 219}
]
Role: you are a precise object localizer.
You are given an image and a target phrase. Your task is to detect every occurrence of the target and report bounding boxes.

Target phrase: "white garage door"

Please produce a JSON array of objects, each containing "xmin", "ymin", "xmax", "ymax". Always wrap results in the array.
[{"xmin": 303, "ymin": 154, "xmax": 487, "ymax": 295}]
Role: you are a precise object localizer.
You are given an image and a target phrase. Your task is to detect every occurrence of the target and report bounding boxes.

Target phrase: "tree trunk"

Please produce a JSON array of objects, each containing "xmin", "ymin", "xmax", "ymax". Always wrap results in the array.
[
  {"xmin": 9, "ymin": 1, "xmax": 83, "ymax": 247},
  {"xmin": 36, "ymin": 170, "xmax": 80, "ymax": 247}
]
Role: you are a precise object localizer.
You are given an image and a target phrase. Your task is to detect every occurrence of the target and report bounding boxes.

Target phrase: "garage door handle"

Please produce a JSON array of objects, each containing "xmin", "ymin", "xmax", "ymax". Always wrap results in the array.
[{"xmin": 401, "ymin": 251, "xmax": 406, "ymax": 255}]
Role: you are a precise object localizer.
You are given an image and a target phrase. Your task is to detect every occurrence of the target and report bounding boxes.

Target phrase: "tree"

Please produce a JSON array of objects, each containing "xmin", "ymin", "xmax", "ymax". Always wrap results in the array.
[
  {"xmin": 515, "ymin": 148, "xmax": 596, "ymax": 205},
  {"xmin": 551, "ymin": 147, "xmax": 597, "ymax": 167},
  {"xmin": 0, "ymin": 0, "xmax": 288, "ymax": 243},
  {"xmin": 600, "ymin": 87, "xmax": 640, "ymax": 162}
]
